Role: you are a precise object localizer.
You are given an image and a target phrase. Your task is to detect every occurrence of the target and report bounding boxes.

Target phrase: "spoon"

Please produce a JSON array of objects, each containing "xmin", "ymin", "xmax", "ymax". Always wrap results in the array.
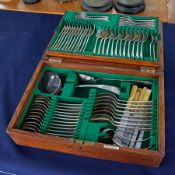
[
  {"xmin": 78, "ymin": 74, "xmax": 152, "ymax": 86},
  {"xmin": 40, "ymin": 71, "xmax": 62, "ymax": 94},
  {"xmin": 77, "ymin": 84, "xmax": 121, "ymax": 96}
]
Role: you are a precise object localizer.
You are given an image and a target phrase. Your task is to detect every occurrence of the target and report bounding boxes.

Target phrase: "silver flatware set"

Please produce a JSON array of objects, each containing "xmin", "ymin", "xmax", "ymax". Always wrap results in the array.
[
  {"xmin": 92, "ymin": 85, "xmax": 156, "ymax": 149},
  {"xmin": 91, "ymin": 93, "xmax": 154, "ymax": 131},
  {"xmin": 93, "ymin": 28, "xmax": 158, "ymax": 60},
  {"xmin": 119, "ymin": 16, "xmax": 155, "ymax": 29},
  {"xmin": 21, "ymin": 96, "xmax": 51, "ymax": 132},
  {"xmin": 45, "ymin": 101, "xmax": 83, "ymax": 138},
  {"xmin": 49, "ymin": 13, "xmax": 158, "ymax": 61},
  {"xmin": 75, "ymin": 12, "xmax": 109, "ymax": 22},
  {"xmin": 20, "ymin": 69, "xmax": 156, "ymax": 150},
  {"xmin": 50, "ymin": 20, "xmax": 95, "ymax": 53}
]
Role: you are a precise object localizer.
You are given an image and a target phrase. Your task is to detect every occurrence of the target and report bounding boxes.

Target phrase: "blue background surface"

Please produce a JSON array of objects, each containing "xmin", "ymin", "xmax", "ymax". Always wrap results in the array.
[{"xmin": 0, "ymin": 10, "xmax": 175, "ymax": 175}]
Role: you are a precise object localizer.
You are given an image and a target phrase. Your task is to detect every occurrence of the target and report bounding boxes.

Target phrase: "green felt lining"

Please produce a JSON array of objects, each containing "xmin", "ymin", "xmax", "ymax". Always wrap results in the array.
[
  {"xmin": 48, "ymin": 11, "xmax": 159, "ymax": 62},
  {"xmin": 18, "ymin": 66, "xmax": 159, "ymax": 151}
]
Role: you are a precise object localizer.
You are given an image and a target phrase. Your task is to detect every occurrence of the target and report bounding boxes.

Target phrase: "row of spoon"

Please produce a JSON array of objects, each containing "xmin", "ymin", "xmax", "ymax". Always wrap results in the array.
[{"xmin": 21, "ymin": 96, "xmax": 51, "ymax": 132}]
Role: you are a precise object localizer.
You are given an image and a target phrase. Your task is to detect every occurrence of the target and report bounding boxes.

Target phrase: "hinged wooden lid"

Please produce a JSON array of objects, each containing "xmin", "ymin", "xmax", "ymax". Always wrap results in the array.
[
  {"xmin": 44, "ymin": 11, "xmax": 164, "ymax": 73},
  {"xmin": 42, "ymin": 56, "xmax": 163, "ymax": 78}
]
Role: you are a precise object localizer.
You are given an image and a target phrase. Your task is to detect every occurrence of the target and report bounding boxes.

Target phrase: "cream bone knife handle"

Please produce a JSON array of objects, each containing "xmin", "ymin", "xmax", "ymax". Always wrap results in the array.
[
  {"xmin": 127, "ymin": 85, "xmax": 138, "ymax": 107},
  {"xmin": 131, "ymin": 88, "xmax": 142, "ymax": 112},
  {"xmin": 138, "ymin": 87, "xmax": 148, "ymax": 101},
  {"xmin": 135, "ymin": 88, "xmax": 152, "ymax": 149},
  {"xmin": 129, "ymin": 87, "xmax": 147, "ymax": 148},
  {"xmin": 132, "ymin": 87, "xmax": 148, "ymax": 113},
  {"xmin": 143, "ymin": 89, "xmax": 152, "ymax": 102},
  {"xmin": 141, "ymin": 88, "xmax": 152, "ymax": 115}
]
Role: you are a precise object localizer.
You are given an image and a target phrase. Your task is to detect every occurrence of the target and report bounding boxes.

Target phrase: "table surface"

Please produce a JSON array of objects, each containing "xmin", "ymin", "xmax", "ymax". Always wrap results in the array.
[
  {"xmin": 0, "ymin": 0, "xmax": 175, "ymax": 23},
  {"xmin": 0, "ymin": 10, "xmax": 175, "ymax": 175}
]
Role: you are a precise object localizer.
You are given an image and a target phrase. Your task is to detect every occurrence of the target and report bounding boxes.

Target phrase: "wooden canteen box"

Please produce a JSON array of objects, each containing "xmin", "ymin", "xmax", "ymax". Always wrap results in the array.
[{"xmin": 7, "ymin": 11, "xmax": 165, "ymax": 167}]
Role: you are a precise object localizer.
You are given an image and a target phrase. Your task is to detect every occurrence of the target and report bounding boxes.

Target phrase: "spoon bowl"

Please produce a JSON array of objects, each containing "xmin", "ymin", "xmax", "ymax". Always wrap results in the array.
[{"xmin": 40, "ymin": 71, "xmax": 62, "ymax": 94}]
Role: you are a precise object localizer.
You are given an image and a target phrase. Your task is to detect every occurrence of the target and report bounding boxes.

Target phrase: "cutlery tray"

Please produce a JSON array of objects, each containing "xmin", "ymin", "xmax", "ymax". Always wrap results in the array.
[
  {"xmin": 47, "ymin": 11, "xmax": 162, "ymax": 68},
  {"xmin": 17, "ymin": 66, "xmax": 159, "ymax": 150},
  {"xmin": 7, "ymin": 11, "xmax": 165, "ymax": 167}
]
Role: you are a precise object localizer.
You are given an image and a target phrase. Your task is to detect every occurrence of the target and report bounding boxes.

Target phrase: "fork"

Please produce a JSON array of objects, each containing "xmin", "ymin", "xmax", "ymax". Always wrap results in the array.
[{"xmin": 75, "ymin": 13, "xmax": 109, "ymax": 22}]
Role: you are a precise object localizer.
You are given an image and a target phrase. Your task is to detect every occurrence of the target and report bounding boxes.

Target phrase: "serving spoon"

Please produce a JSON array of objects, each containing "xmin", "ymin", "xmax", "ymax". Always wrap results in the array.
[{"xmin": 78, "ymin": 73, "xmax": 152, "ymax": 85}]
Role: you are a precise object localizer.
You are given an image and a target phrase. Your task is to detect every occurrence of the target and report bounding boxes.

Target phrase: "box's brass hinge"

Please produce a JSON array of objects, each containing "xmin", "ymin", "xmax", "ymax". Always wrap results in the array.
[
  {"xmin": 140, "ymin": 66, "xmax": 156, "ymax": 74},
  {"xmin": 103, "ymin": 144, "xmax": 120, "ymax": 150},
  {"xmin": 43, "ymin": 56, "xmax": 63, "ymax": 63}
]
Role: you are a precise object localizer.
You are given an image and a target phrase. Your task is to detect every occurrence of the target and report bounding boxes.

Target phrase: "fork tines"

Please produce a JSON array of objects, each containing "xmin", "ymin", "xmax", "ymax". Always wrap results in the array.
[
  {"xmin": 50, "ymin": 20, "xmax": 95, "ymax": 53},
  {"xmin": 119, "ymin": 16, "xmax": 155, "ymax": 29}
]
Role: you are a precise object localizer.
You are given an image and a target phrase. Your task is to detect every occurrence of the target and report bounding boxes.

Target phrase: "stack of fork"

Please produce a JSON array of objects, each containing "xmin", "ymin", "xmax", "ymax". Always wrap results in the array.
[
  {"xmin": 91, "ymin": 85, "xmax": 155, "ymax": 149},
  {"xmin": 93, "ymin": 28, "xmax": 158, "ymax": 60},
  {"xmin": 50, "ymin": 21, "xmax": 95, "ymax": 53},
  {"xmin": 119, "ymin": 16, "xmax": 155, "ymax": 29},
  {"xmin": 45, "ymin": 101, "xmax": 83, "ymax": 138}
]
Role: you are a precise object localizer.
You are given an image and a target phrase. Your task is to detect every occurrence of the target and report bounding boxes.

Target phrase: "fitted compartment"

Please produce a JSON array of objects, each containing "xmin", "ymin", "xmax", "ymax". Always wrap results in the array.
[
  {"xmin": 48, "ymin": 11, "xmax": 159, "ymax": 62},
  {"xmin": 17, "ymin": 65, "xmax": 159, "ymax": 151},
  {"xmin": 6, "ymin": 10, "xmax": 165, "ymax": 166}
]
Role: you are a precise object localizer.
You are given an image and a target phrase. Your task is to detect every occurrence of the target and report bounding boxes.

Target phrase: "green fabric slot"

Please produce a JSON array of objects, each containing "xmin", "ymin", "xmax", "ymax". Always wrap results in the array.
[
  {"xmin": 119, "ymin": 82, "xmax": 130, "ymax": 100},
  {"xmin": 152, "ymin": 79, "xmax": 159, "ymax": 150},
  {"xmin": 48, "ymin": 11, "xmax": 159, "ymax": 63},
  {"xmin": 78, "ymin": 89, "xmax": 97, "ymax": 140},
  {"xmin": 39, "ymin": 97, "xmax": 57, "ymax": 133},
  {"xmin": 118, "ymin": 14, "xmax": 159, "ymax": 32},
  {"xmin": 48, "ymin": 19, "xmax": 65, "ymax": 51},
  {"xmin": 66, "ymin": 71, "xmax": 78, "ymax": 85},
  {"xmin": 142, "ymin": 80, "xmax": 159, "ymax": 150},
  {"xmin": 149, "ymin": 135, "xmax": 157, "ymax": 149},
  {"xmin": 40, "ymin": 96, "xmax": 85, "ymax": 133},
  {"xmin": 77, "ymin": 89, "xmax": 109, "ymax": 142},
  {"xmin": 73, "ymin": 100, "xmax": 88, "ymax": 139},
  {"xmin": 17, "ymin": 66, "xmax": 159, "ymax": 151},
  {"xmin": 61, "ymin": 83, "xmax": 75, "ymax": 97},
  {"xmin": 17, "ymin": 94, "xmax": 35, "ymax": 129},
  {"xmin": 84, "ymin": 122, "xmax": 108, "ymax": 142}
]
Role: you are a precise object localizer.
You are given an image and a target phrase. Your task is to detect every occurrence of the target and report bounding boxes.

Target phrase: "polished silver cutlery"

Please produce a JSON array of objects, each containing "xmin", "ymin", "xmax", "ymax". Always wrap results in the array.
[
  {"xmin": 75, "ymin": 13, "xmax": 109, "ymax": 22},
  {"xmin": 119, "ymin": 16, "xmax": 155, "ymax": 29},
  {"xmin": 93, "ymin": 28, "xmax": 153, "ymax": 59},
  {"xmin": 21, "ymin": 96, "xmax": 51, "ymax": 132},
  {"xmin": 50, "ymin": 21, "xmax": 95, "ymax": 53},
  {"xmin": 45, "ymin": 101, "xmax": 83, "ymax": 138}
]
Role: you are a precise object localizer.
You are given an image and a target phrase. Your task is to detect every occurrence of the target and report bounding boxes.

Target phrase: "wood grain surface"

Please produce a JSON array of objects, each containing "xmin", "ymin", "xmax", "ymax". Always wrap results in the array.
[
  {"xmin": 7, "ymin": 60, "xmax": 165, "ymax": 167},
  {"xmin": 0, "ymin": 0, "xmax": 172, "ymax": 23}
]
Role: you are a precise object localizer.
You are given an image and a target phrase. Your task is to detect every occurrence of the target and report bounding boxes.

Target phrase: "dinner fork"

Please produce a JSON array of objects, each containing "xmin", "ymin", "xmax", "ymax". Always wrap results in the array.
[{"xmin": 75, "ymin": 13, "xmax": 109, "ymax": 22}]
